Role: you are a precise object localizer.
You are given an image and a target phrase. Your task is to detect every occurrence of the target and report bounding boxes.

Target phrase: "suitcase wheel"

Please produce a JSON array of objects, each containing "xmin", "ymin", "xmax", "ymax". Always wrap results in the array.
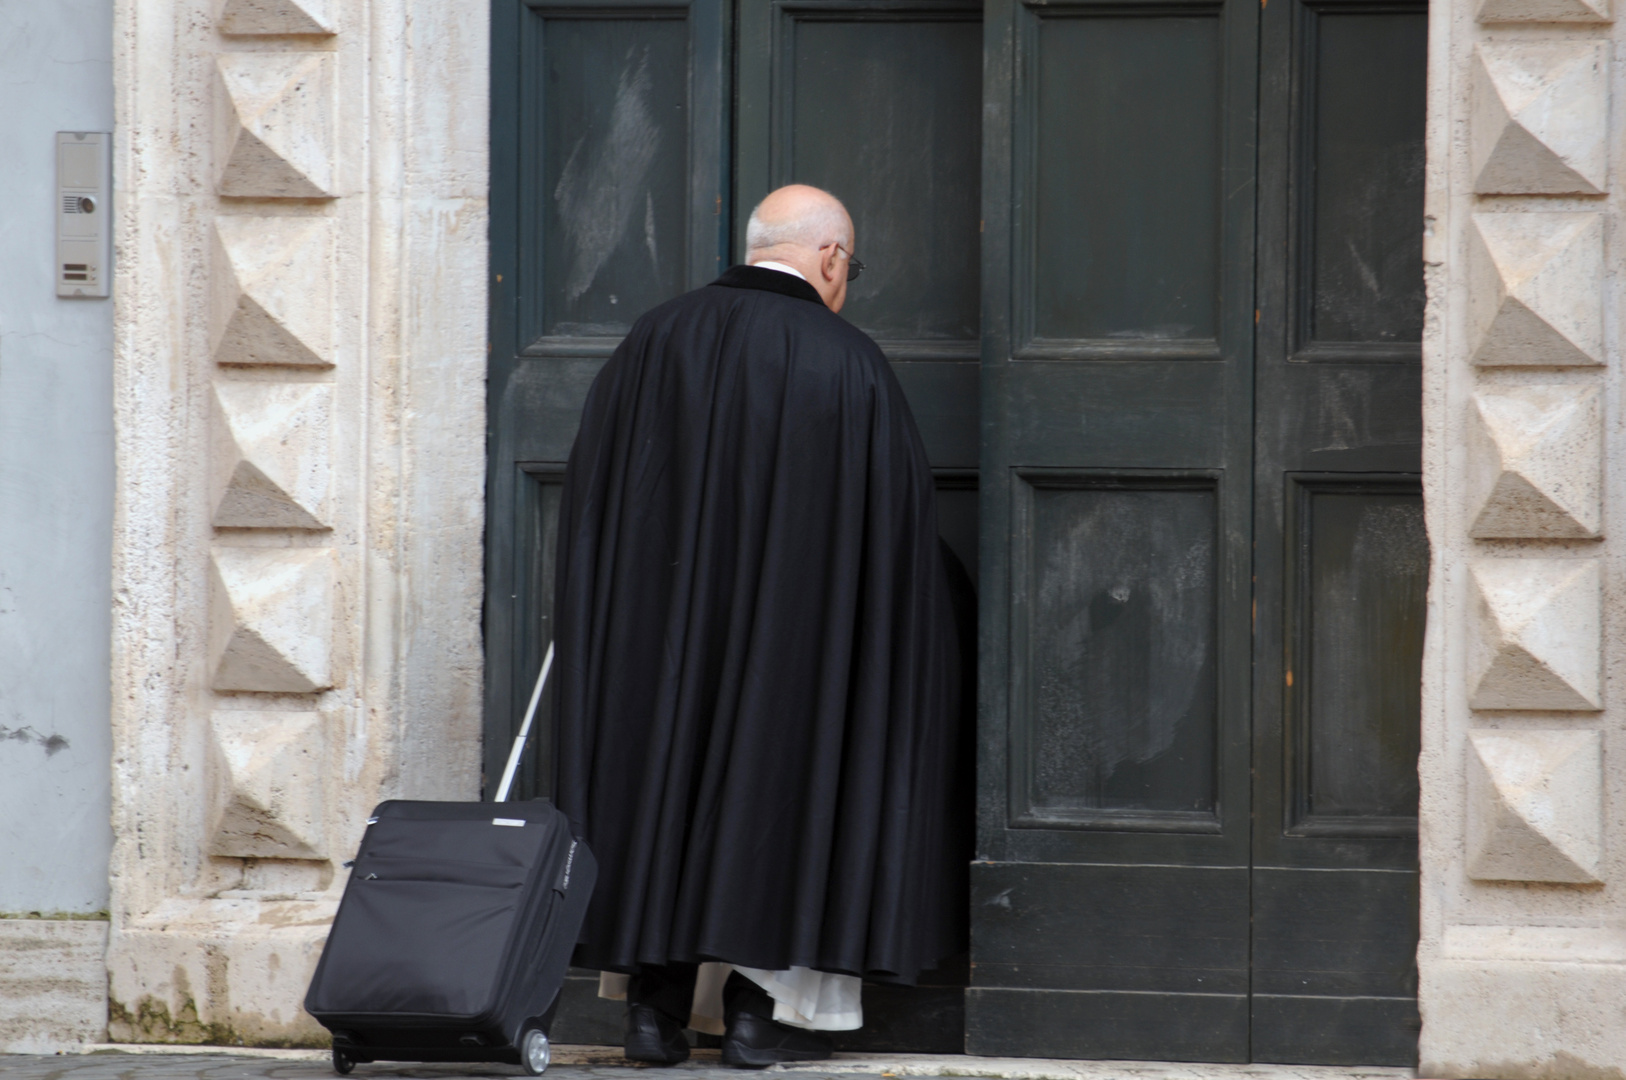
[
  {"xmin": 520, "ymin": 1025, "xmax": 551, "ymax": 1075},
  {"xmin": 331, "ymin": 1048, "xmax": 356, "ymax": 1075}
]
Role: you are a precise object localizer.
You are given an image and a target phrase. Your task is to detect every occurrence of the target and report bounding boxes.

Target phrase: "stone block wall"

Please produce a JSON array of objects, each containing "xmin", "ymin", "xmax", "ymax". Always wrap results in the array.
[
  {"xmin": 1421, "ymin": 0, "xmax": 1626, "ymax": 1071},
  {"xmin": 106, "ymin": 0, "xmax": 487, "ymax": 1044}
]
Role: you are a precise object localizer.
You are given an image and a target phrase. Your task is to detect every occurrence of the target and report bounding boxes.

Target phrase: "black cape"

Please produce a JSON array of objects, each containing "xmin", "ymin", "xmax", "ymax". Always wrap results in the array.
[{"xmin": 551, "ymin": 265, "xmax": 968, "ymax": 984}]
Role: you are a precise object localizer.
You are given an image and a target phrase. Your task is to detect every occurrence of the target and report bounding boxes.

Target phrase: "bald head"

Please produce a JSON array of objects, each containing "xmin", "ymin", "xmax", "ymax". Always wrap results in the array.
[
  {"xmin": 746, "ymin": 184, "xmax": 853, "ymax": 257},
  {"xmin": 745, "ymin": 184, "xmax": 856, "ymax": 312}
]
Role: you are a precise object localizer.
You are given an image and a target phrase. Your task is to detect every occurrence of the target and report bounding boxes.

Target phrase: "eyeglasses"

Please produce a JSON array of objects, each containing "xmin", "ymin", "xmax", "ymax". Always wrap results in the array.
[{"xmin": 827, "ymin": 242, "xmax": 865, "ymax": 282}]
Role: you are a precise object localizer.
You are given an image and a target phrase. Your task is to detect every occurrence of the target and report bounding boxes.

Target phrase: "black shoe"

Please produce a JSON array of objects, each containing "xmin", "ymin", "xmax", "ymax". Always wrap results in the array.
[
  {"xmin": 719, "ymin": 972, "xmax": 832, "ymax": 1069},
  {"xmin": 624, "ymin": 1002, "xmax": 690, "ymax": 1065},
  {"xmin": 721, "ymin": 1012, "xmax": 834, "ymax": 1068}
]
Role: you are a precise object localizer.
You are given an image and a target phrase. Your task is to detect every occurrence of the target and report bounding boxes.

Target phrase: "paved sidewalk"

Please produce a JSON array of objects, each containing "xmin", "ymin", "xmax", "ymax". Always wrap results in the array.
[{"xmin": 0, "ymin": 1046, "xmax": 1415, "ymax": 1080}]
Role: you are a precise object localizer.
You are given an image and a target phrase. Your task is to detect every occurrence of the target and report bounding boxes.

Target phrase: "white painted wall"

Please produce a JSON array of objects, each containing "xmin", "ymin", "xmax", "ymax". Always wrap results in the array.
[{"xmin": 0, "ymin": 0, "xmax": 115, "ymax": 914}]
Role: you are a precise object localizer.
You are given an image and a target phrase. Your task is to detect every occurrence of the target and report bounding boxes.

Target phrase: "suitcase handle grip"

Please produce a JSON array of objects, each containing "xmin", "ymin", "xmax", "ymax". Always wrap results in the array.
[{"xmin": 495, "ymin": 641, "xmax": 554, "ymax": 803}]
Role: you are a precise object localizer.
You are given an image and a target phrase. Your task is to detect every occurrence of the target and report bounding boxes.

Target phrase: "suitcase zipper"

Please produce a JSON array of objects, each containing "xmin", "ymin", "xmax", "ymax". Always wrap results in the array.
[{"xmin": 351, "ymin": 855, "xmax": 528, "ymax": 889}]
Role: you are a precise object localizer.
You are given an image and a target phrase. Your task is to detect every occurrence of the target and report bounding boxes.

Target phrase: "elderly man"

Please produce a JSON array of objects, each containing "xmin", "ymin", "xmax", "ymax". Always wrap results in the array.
[{"xmin": 550, "ymin": 185, "xmax": 967, "ymax": 1068}]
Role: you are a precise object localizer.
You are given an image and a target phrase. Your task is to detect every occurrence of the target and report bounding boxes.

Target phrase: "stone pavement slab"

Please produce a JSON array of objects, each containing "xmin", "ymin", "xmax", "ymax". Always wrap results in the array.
[{"xmin": 0, "ymin": 1047, "xmax": 1416, "ymax": 1080}]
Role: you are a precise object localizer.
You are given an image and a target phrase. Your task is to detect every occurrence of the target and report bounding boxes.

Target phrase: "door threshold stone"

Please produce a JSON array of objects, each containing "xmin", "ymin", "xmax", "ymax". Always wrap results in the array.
[{"xmin": 0, "ymin": 1044, "xmax": 1422, "ymax": 1080}]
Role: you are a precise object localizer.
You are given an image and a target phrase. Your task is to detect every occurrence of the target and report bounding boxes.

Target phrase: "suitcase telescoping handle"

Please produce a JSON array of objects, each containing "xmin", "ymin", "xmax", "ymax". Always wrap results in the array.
[{"xmin": 495, "ymin": 641, "xmax": 555, "ymax": 803}]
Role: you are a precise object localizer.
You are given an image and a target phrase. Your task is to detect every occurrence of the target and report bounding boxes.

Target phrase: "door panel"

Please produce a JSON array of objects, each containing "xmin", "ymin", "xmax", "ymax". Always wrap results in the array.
[
  {"xmin": 738, "ymin": 0, "xmax": 983, "ymax": 358},
  {"xmin": 974, "ymin": 0, "xmax": 1259, "ymax": 1061},
  {"xmin": 969, "ymin": 865, "xmax": 1248, "ymax": 1060},
  {"xmin": 1294, "ymin": 7, "xmax": 1429, "ymax": 360},
  {"xmin": 488, "ymin": 0, "xmax": 730, "ymax": 1042},
  {"xmin": 487, "ymin": 0, "xmax": 730, "ymax": 801},
  {"xmin": 1288, "ymin": 479, "xmax": 1425, "ymax": 834},
  {"xmin": 970, "ymin": 862, "xmax": 1249, "ymax": 993},
  {"xmin": 531, "ymin": 18, "xmax": 692, "ymax": 341},
  {"xmin": 734, "ymin": 0, "xmax": 983, "ymax": 1051},
  {"xmin": 1008, "ymin": 364, "xmax": 1230, "ymax": 465},
  {"xmin": 786, "ymin": 16, "xmax": 982, "ymax": 345},
  {"xmin": 1251, "ymin": 868, "xmax": 1421, "ymax": 998},
  {"xmin": 1026, "ymin": 14, "xmax": 1224, "ymax": 354},
  {"xmin": 1249, "ymin": 868, "xmax": 1421, "ymax": 1064},
  {"xmin": 1010, "ymin": 473, "xmax": 1220, "ymax": 829},
  {"xmin": 969, "ymin": 862, "xmax": 1249, "ymax": 1058},
  {"xmin": 967, "ymin": 987, "xmax": 1251, "ymax": 1063},
  {"xmin": 1251, "ymin": 0, "xmax": 1427, "ymax": 1064}
]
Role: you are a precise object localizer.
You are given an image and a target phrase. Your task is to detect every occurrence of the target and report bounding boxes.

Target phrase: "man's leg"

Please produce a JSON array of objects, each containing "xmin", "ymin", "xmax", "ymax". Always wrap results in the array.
[
  {"xmin": 624, "ymin": 962, "xmax": 698, "ymax": 1065},
  {"xmin": 630, "ymin": 962, "xmax": 699, "ymax": 1024}
]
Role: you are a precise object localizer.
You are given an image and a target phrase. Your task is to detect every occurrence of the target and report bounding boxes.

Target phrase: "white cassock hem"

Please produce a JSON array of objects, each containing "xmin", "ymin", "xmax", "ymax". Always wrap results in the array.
[{"xmin": 597, "ymin": 964, "xmax": 863, "ymax": 1033}]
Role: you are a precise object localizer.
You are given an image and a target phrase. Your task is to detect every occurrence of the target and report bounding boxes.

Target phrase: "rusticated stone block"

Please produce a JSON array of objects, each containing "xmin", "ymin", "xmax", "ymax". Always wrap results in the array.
[
  {"xmin": 215, "ymin": 51, "xmax": 334, "ymax": 197},
  {"xmin": 1478, "ymin": 0, "xmax": 1609, "ymax": 22},
  {"xmin": 1472, "ymin": 43, "xmax": 1607, "ymax": 195},
  {"xmin": 1467, "ymin": 212, "xmax": 1602, "ymax": 367},
  {"xmin": 1469, "ymin": 558, "xmax": 1601, "ymax": 711},
  {"xmin": 211, "ymin": 382, "xmax": 332, "ymax": 529},
  {"xmin": 211, "ymin": 215, "xmax": 333, "ymax": 368},
  {"xmin": 1467, "ymin": 729, "xmax": 1602, "ymax": 883},
  {"xmin": 209, "ymin": 547, "xmax": 334, "ymax": 693},
  {"xmin": 207, "ymin": 710, "xmax": 326, "ymax": 859},
  {"xmin": 1468, "ymin": 384, "xmax": 1601, "ymax": 539},
  {"xmin": 217, "ymin": 0, "xmax": 334, "ymax": 35}
]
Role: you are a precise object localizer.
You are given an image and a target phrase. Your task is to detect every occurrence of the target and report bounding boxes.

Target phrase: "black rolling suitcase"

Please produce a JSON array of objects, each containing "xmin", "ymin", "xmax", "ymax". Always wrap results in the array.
[{"xmin": 305, "ymin": 646, "xmax": 593, "ymax": 1075}]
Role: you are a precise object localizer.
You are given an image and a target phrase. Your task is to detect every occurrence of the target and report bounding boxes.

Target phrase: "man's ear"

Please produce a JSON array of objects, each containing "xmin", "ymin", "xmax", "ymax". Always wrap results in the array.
[{"xmin": 821, "ymin": 245, "xmax": 840, "ymax": 283}]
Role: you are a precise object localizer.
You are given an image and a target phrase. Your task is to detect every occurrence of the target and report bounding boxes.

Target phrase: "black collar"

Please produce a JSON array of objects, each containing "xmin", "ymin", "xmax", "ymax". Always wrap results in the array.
[{"xmin": 711, "ymin": 264, "xmax": 825, "ymax": 306}]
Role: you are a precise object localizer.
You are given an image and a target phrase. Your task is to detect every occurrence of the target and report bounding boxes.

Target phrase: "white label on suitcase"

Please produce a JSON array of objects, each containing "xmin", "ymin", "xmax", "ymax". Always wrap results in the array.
[
  {"xmin": 492, "ymin": 817, "xmax": 526, "ymax": 827},
  {"xmin": 558, "ymin": 840, "xmax": 578, "ymax": 891}
]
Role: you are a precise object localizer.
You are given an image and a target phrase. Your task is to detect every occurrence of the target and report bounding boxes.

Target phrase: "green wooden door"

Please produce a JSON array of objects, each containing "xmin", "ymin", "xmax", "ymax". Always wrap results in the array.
[
  {"xmin": 488, "ymin": 0, "xmax": 1427, "ymax": 1061},
  {"xmin": 969, "ymin": 0, "xmax": 1426, "ymax": 1064}
]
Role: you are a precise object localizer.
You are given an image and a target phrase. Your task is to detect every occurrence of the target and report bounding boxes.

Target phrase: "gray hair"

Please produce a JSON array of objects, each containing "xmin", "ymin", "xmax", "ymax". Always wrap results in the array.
[{"xmin": 744, "ymin": 196, "xmax": 852, "ymax": 256}]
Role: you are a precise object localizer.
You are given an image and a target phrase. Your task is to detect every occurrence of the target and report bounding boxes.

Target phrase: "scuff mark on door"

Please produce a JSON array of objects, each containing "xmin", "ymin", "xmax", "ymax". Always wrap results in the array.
[
  {"xmin": 554, "ymin": 46, "xmax": 662, "ymax": 304},
  {"xmin": 644, "ymin": 191, "xmax": 660, "ymax": 278}
]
